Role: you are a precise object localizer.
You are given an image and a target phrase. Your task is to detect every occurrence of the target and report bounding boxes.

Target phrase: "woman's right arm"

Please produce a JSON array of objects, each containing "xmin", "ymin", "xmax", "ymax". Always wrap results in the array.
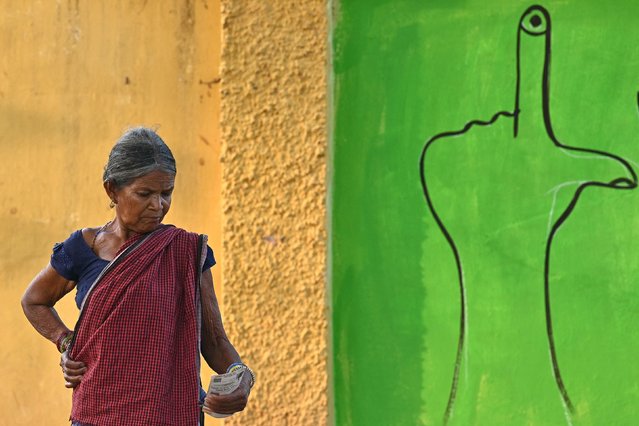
[
  {"xmin": 21, "ymin": 263, "xmax": 75, "ymax": 344},
  {"xmin": 21, "ymin": 263, "xmax": 86, "ymax": 387}
]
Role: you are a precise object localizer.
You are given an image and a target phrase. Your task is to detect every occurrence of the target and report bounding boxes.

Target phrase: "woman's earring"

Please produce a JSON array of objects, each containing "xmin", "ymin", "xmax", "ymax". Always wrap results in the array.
[{"xmin": 109, "ymin": 200, "xmax": 115, "ymax": 209}]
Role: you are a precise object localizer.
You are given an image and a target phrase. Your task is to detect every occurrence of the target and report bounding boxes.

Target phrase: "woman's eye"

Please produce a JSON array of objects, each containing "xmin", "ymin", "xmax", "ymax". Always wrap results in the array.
[{"xmin": 137, "ymin": 192, "xmax": 150, "ymax": 197}]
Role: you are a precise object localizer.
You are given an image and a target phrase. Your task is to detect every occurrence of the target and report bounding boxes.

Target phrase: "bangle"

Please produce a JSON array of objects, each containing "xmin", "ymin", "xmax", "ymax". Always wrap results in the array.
[
  {"xmin": 56, "ymin": 331, "xmax": 74, "ymax": 353},
  {"xmin": 226, "ymin": 362, "xmax": 245, "ymax": 373},
  {"xmin": 244, "ymin": 365, "xmax": 256, "ymax": 389},
  {"xmin": 226, "ymin": 362, "xmax": 256, "ymax": 388}
]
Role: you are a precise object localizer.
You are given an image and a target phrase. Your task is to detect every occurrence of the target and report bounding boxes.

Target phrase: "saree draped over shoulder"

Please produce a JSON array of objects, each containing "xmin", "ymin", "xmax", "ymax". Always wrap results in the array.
[{"xmin": 68, "ymin": 225, "xmax": 208, "ymax": 426}]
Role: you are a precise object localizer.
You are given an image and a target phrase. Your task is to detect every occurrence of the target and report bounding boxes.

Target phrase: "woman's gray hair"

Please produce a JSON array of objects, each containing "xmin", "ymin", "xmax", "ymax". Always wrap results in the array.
[{"xmin": 103, "ymin": 127, "xmax": 177, "ymax": 188}]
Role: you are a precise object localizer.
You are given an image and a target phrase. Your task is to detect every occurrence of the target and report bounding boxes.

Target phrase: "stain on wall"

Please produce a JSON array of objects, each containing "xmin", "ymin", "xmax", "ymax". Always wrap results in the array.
[
  {"xmin": 220, "ymin": 1, "xmax": 329, "ymax": 425},
  {"xmin": 1, "ymin": 1, "xmax": 223, "ymax": 424},
  {"xmin": 332, "ymin": 1, "xmax": 639, "ymax": 425}
]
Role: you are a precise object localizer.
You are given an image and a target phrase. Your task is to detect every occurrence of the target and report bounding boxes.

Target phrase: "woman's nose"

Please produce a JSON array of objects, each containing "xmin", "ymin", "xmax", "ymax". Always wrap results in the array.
[{"xmin": 149, "ymin": 194, "xmax": 162, "ymax": 210}]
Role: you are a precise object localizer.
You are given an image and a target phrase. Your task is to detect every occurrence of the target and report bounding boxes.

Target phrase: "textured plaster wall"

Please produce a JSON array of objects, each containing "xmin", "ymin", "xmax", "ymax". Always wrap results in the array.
[
  {"xmin": 220, "ymin": 1, "xmax": 329, "ymax": 424},
  {"xmin": 1, "ymin": 1, "xmax": 223, "ymax": 424}
]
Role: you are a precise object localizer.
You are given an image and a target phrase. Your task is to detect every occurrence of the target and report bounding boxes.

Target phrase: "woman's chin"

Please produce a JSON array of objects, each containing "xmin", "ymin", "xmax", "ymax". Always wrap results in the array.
[{"xmin": 134, "ymin": 221, "xmax": 163, "ymax": 234}]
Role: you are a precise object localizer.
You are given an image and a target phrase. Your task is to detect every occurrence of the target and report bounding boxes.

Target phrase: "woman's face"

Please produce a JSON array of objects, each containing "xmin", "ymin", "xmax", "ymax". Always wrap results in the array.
[{"xmin": 108, "ymin": 170, "xmax": 175, "ymax": 234}]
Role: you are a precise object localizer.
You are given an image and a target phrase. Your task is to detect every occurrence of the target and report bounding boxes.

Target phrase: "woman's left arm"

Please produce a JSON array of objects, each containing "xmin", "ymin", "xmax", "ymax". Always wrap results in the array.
[{"xmin": 200, "ymin": 269, "xmax": 253, "ymax": 415}]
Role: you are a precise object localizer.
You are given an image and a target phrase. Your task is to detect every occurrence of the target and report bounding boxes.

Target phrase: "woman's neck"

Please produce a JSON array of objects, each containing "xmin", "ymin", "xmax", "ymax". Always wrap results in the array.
[{"xmin": 108, "ymin": 218, "xmax": 141, "ymax": 243}]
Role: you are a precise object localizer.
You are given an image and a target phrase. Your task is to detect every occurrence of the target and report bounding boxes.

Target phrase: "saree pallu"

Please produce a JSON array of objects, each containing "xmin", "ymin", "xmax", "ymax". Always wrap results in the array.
[{"xmin": 68, "ymin": 225, "xmax": 207, "ymax": 426}]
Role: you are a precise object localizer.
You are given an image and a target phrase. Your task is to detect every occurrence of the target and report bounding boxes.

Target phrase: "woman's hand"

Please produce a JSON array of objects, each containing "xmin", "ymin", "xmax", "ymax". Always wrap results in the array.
[
  {"xmin": 60, "ymin": 351, "xmax": 86, "ymax": 388},
  {"xmin": 202, "ymin": 371, "xmax": 251, "ymax": 416}
]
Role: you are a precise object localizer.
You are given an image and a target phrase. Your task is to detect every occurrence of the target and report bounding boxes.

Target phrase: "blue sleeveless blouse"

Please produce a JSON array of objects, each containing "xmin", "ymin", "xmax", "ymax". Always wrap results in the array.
[{"xmin": 50, "ymin": 230, "xmax": 216, "ymax": 309}]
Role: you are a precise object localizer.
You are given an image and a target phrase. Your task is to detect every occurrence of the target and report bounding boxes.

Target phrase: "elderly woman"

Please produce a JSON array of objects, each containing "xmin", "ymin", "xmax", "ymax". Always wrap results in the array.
[{"xmin": 21, "ymin": 127, "xmax": 253, "ymax": 425}]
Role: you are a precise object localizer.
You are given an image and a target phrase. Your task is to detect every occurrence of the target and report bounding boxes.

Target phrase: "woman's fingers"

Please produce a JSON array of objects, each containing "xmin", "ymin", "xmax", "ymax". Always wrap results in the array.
[
  {"xmin": 203, "ymin": 399, "xmax": 247, "ymax": 415},
  {"xmin": 203, "ymin": 371, "xmax": 251, "ymax": 414},
  {"xmin": 61, "ymin": 352, "xmax": 86, "ymax": 370},
  {"xmin": 64, "ymin": 358, "xmax": 85, "ymax": 369},
  {"xmin": 60, "ymin": 352, "xmax": 86, "ymax": 388},
  {"xmin": 62, "ymin": 371, "xmax": 83, "ymax": 388},
  {"xmin": 61, "ymin": 352, "xmax": 85, "ymax": 368},
  {"xmin": 203, "ymin": 388, "xmax": 249, "ymax": 414},
  {"xmin": 63, "ymin": 364, "xmax": 87, "ymax": 376},
  {"xmin": 62, "ymin": 358, "xmax": 86, "ymax": 373}
]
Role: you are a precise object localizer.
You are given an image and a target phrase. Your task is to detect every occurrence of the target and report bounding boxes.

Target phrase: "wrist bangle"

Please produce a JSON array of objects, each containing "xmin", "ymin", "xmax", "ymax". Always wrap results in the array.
[
  {"xmin": 244, "ymin": 365, "xmax": 256, "ymax": 389},
  {"xmin": 225, "ymin": 362, "xmax": 256, "ymax": 388},
  {"xmin": 56, "ymin": 331, "xmax": 74, "ymax": 353},
  {"xmin": 226, "ymin": 362, "xmax": 244, "ymax": 373}
]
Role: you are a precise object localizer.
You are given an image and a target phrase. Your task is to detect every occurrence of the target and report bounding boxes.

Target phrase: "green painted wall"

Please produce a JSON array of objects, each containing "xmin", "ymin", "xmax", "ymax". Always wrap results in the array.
[{"xmin": 331, "ymin": 1, "xmax": 639, "ymax": 424}]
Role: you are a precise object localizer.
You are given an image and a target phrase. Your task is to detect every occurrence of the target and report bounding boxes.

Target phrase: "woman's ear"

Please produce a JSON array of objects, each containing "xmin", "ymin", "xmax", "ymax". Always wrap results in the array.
[{"xmin": 104, "ymin": 180, "xmax": 117, "ymax": 205}]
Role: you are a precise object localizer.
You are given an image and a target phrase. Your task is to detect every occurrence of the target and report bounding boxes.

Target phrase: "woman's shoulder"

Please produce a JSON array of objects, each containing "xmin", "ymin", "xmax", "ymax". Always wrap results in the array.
[
  {"xmin": 80, "ymin": 227, "xmax": 102, "ymax": 248},
  {"xmin": 161, "ymin": 225, "xmax": 215, "ymax": 260},
  {"xmin": 56, "ymin": 229, "xmax": 84, "ymax": 246},
  {"xmin": 161, "ymin": 224, "xmax": 207, "ymax": 240},
  {"xmin": 55, "ymin": 227, "xmax": 103, "ymax": 259},
  {"xmin": 51, "ymin": 228, "xmax": 98, "ymax": 280}
]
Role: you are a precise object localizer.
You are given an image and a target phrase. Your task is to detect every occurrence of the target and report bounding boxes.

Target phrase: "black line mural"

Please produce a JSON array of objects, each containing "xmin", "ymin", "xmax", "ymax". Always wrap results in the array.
[{"xmin": 419, "ymin": 5, "xmax": 637, "ymax": 424}]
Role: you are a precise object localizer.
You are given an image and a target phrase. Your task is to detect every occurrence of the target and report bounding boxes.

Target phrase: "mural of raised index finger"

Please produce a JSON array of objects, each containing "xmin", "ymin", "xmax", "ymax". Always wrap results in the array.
[
  {"xmin": 332, "ymin": 1, "xmax": 639, "ymax": 425},
  {"xmin": 421, "ymin": 4, "xmax": 636, "ymax": 424}
]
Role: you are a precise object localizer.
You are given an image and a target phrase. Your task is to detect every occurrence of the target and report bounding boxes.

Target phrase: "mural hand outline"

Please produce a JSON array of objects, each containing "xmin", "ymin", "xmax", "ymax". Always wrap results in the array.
[{"xmin": 420, "ymin": 4, "xmax": 636, "ymax": 424}]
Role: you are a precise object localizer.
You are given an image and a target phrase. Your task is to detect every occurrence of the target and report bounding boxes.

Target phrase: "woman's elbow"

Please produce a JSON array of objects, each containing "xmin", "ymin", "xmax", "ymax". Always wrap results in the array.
[
  {"xmin": 20, "ymin": 288, "xmax": 39, "ymax": 315},
  {"xmin": 20, "ymin": 294, "xmax": 27, "ymax": 314}
]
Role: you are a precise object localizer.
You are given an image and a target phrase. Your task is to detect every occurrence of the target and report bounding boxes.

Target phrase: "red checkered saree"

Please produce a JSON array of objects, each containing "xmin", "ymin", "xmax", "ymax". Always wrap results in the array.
[{"xmin": 68, "ymin": 225, "xmax": 207, "ymax": 426}]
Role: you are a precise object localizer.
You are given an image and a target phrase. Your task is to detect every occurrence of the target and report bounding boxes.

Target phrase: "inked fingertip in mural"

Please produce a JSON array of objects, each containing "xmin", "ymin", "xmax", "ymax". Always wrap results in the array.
[
  {"xmin": 420, "ymin": 4, "xmax": 636, "ymax": 424},
  {"xmin": 519, "ymin": 5, "xmax": 548, "ymax": 35}
]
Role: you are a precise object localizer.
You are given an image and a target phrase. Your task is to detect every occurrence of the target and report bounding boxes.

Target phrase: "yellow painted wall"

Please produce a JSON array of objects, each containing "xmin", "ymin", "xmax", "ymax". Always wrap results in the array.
[
  {"xmin": 220, "ymin": 1, "xmax": 329, "ymax": 424},
  {"xmin": 1, "ymin": 1, "xmax": 223, "ymax": 424}
]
